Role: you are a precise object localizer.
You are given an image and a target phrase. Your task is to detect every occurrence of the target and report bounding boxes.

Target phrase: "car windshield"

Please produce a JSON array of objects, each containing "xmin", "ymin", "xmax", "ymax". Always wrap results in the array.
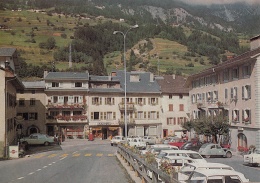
[{"xmin": 187, "ymin": 153, "xmax": 203, "ymax": 159}]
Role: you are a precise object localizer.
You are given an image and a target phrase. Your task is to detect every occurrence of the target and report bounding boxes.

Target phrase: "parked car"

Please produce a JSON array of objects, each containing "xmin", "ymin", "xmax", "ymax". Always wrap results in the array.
[
  {"xmin": 161, "ymin": 136, "xmax": 179, "ymax": 144},
  {"xmin": 243, "ymin": 148, "xmax": 260, "ymax": 167},
  {"xmin": 168, "ymin": 138, "xmax": 187, "ymax": 148},
  {"xmin": 142, "ymin": 136, "xmax": 157, "ymax": 145},
  {"xmin": 19, "ymin": 133, "xmax": 54, "ymax": 146},
  {"xmin": 128, "ymin": 138, "xmax": 146, "ymax": 149},
  {"xmin": 180, "ymin": 141, "xmax": 203, "ymax": 152},
  {"xmin": 111, "ymin": 136, "xmax": 126, "ymax": 146},
  {"xmin": 157, "ymin": 150, "xmax": 207, "ymax": 163},
  {"xmin": 178, "ymin": 162, "xmax": 234, "ymax": 182},
  {"xmin": 141, "ymin": 144, "xmax": 179, "ymax": 155},
  {"xmin": 186, "ymin": 169, "xmax": 249, "ymax": 183},
  {"xmin": 199, "ymin": 143, "xmax": 232, "ymax": 158}
]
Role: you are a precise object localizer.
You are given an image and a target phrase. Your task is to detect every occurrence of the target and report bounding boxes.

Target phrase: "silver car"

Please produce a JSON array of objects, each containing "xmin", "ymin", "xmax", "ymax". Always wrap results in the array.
[{"xmin": 20, "ymin": 133, "xmax": 55, "ymax": 146}]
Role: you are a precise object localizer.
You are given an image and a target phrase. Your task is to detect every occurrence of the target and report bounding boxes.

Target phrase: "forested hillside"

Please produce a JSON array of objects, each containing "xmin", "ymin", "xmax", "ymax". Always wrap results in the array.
[{"xmin": 1, "ymin": 0, "xmax": 257, "ymax": 78}]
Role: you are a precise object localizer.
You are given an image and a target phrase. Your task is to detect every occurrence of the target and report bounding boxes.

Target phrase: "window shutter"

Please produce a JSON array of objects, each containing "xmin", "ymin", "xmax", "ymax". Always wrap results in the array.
[
  {"xmin": 248, "ymin": 85, "xmax": 251, "ymax": 99},
  {"xmin": 91, "ymin": 112, "xmax": 94, "ymax": 120},
  {"xmin": 104, "ymin": 112, "xmax": 107, "ymax": 120},
  {"xmin": 231, "ymin": 88, "xmax": 234, "ymax": 99},
  {"xmin": 112, "ymin": 98, "xmax": 115, "ymax": 105},
  {"xmin": 113, "ymin": 112, "xmax": 116, "ymax": 120},
  {"xmin": 143, "ymin": 98, "xmax": 146, "ymax": 105},
  {"xmin": 100, "ymin": 112, "xmax": 103, "ymax": 120},
  {"xmin": 148, "ymin": 112, "xmax": 150, "ymax": 119},
  {"xmin": 92, "ymin": 98, "xmax": 94, "ymax": 105},
  {"xmin": 242, "ymin": 86, "xmax": 244, "ymax": 99},
  {"xmin": 135, "ymin": 112, "xmax": 137, "ymax": 118},
  {"xmin": 157, "ymin": 111, "xmax": 159, "ymax": 119},
  {"xmin": 148, "ymin": 98, "xmax": 151, "ymax": 104},
  {"xmin": 174, "ymin": 117, "xmax": 176, "ymax": 125},
  {"xmin": 144, "ymin": 112, "xmax": 146, "ymax": 119},
  {"xmin": 99, "ymin": 97, "xmax": 102, "ymax": 105},
  {"xmin": 156, "ymin": 98, "xmax": 158, "ymax": 104}
]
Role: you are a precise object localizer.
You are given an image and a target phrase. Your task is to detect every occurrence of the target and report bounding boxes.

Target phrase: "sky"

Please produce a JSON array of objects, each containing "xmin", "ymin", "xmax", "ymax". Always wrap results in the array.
[{"xmin": 181, "ymin": 0, "xmax": 260, "ymax": 5}]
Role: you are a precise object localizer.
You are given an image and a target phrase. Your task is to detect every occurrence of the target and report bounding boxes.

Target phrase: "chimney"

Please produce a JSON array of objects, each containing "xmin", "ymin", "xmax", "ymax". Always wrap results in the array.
[
  {"xmin": 250, "ymin": 35, "xmax": 260, "ymax": 50},
  {"xmin": 44, "ymin": 71, "xmax": 48, "ymax": 78},
  {"xmin": 150, "ymin": 72, "xmax": 154, "ymax": 82}
]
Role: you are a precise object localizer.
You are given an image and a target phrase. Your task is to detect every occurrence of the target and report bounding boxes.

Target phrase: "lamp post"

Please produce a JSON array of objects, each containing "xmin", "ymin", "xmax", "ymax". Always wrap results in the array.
[{"xmin": 113, "ymin": 24, "xmax": 138, "ymax": 139}]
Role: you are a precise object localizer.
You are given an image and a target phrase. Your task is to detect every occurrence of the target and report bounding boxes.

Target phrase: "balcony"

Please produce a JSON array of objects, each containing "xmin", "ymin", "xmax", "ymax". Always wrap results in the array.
[
  {"xmin": 197, "ymin": 103, "xmax": 206, "ymax": 109},
  {"xmin": 118, "ymin": 118, "xmax": 135, "ymax": 126},
  {"xmin": 46, "ymin": 115, "xmax": 88, "ymax": 124},
  {"xmin": 46, "ymin": 102, "xmax": 86, "ymax": 109},
  {"xmin": 118, "ymin": 103, "xmax": 135, "ymax": 111}
]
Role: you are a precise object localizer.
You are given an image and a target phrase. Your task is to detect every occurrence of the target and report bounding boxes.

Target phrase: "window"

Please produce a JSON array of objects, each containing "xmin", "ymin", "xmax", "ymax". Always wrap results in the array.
[
  {"xmin": 169, "ymin": 104, "xmax": 173, "ymax": 111},
  {"xmin": 130, "ymin": 74, "xmax": 140, "ymax": 82},
  {"xmin": 92, "ymin": 97, "xmax": 102, "ymax": 105},
  {"xmin": 74, "ymin": 96, "xmax": 79, "ymax": 103},
  {"xmin": 75, "ymin": 82, "xmax": 82, "ymax": 87},
  {"xmin": 242, "ymin": 85, "xmax": 251, "ymax": 100},
  {"xmin": 136, "ymin": 98, "xmax": 145, "ymax": 105},
  {"xmin": 149, "ymin": 98, "xmax": 158, "ymax": 105},
  {"xmin": 232, "ymin": 67, "xmax": 239, "ymax": 80},
  {"xmin": 106, "ymin": 112, "xmax": 114, "ymax": 120},
  {"xmin": 169, "ymin": 95, "xmax": 172, "ymax": 99},
  {"xmin": 29, "ymin": 113, "xmax": 38, "ymax": 120},
  {"xmin": 136, "ymin": 111, "xmax": 144, "ymax": 119},
  {"xmin": 243, "ymin": 64, "xmax": 251, "ymax": 77},
  {"xmin": 179, "ymin": 104, "xmax": 184, "ymax": 111},
  {"xmin": 30, "ymin": 98, "xmax": 36, "ymax": 106},
  {"xmin": 223, "ymin": 69, "xmax": 229, "ymax": 82},
  {"xmin": 232, "ymin": 110, "xmax": 239, "ymax": 122},
  {"xmin": 179, "ymin": 94, "xmax": 183, "ymax": 99},
  {"xmin": 225, "ymin": 88, "xmax": 228, "ymax": 100},
  {"xmin": 52, "ymin": 82, "xmax": 59, "ymax": 87},
  {"xmin": 148, "ymin": 111, "xmax": 159, "ymax": 119},
  {"xmin": 19, "ymin": 98, "xmax": 25, "ymax": 106},
  {"xmin": 31, "ymin": 90, "xmax": 35, "ymax": 94},
  {"xmin": 242, "ymin": 109, "xmax": 251, "ymax": 123},
  {"xmin": 167, "ymin": 118, "xmax": 174, "ymax": 125},
  {"xmin": 105, "ymin": 97, "xmax": 114, "ymax": 105},
  {"xmin": 53, "ymin": 96, "xmax": 58, "ymax": 103},
  {"xmin": 231, "ymin": 87, "xmax": 238, "ymax": 100}
]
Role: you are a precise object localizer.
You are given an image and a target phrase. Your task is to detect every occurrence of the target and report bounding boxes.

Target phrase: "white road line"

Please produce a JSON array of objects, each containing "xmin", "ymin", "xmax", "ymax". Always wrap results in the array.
[
  {"xmin": 60, "ymin": 157, "xmax": 66, "ymax": 160},
  {"xmin": 72, "ymin": 151, "xmax": 78, "ymax": 154},
  {"xmin": 52, "ymin": 162, "xmax": 56, "ymax": 164},
  {"xmin": 28, "ymin": 172, "xmax": 35, "ymax": 175},
  {"xmin": 17, "ymin": 177, "xmax": 24, "ymax": 180},
  {"xmin": 36, "ymin": 169, "xmax": 41, "ymax": 171},
  {"xmin": 48, "ymin": 163, "xmax": 52, "ymax": 165},
  {"xmin": 43, "ymin": 166, "xmax": 48, "ymax": 168}
]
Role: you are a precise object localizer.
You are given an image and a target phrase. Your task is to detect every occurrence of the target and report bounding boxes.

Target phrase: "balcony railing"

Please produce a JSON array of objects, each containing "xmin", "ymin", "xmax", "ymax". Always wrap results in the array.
[
  {"xmin": 46, "ymin": 102, "xmax": 86, "ymax": 109},
  {"xmin": 46, "ymin": 115, "xmax": 88, "ymax": 123},
  {"xmin": 118, "ymin": 103, "xmax": 135, "ymax": 111},
  {"xmin": 118, "ymin": 119, "xmax": 135, "ymax": 126}
]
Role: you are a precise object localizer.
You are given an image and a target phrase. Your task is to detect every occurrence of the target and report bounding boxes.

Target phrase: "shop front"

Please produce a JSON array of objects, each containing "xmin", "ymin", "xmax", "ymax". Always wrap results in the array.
[{"xmin": 90, "ymin": 122, "xmax": 120, "ymax": 140}]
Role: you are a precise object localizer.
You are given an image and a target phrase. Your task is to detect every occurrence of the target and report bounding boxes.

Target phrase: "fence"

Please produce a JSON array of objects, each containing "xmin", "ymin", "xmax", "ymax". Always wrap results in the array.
[{"xmin": 117, "ymin": 144, "xmax": 179, "ymax": 183}]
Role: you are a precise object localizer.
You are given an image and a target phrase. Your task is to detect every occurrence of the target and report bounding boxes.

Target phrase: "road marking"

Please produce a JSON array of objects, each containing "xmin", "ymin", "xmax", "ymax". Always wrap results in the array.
[
  {"xmin": 17, "ymin": 177, "xmax": 24, "ymax": 180},
  {"xmin": 48, "ymin": 163, "xmax": 52, "ymax": 165},
  {"xmin": 36, "ymin": 169, "xmax": 41, "ymax": 171},
  {"xmin": 72, "ymin": 151, "xmax": 78, "ymax": 154},
  {"xmin": 28, "ymin": 172, "xmax": 34, "ymax": 175},
  {"xmin": 34, "ymin": 154, "xmax": 45, "ymax": 158},
  {"xmin": 43, "ymin": 166, "xmax": 48, "ymax": 168},
  {"xmin": 48, "ymin": 154, "xmax": 57, "ymax": 158},
  {"xmin": 85, "ymin": 153, "xmax": 92, "ymax": 157},
  {"xmin": 96, "ymin": 153, "xmax": 103, "ymax": 157},
  {"xmin": 72, "ymin": 153, "xmax": 80, "ymax": 157},
  {"xmin": 60, "ymin": 157, "xmax": 67, "ymax": 160},
  {"xmin": 60, "ymin": 154, "xmax": 68, "ymax": 157}
]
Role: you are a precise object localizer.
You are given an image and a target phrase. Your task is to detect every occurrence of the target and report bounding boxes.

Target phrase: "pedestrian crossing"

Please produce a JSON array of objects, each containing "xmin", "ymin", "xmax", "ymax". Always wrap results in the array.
[{"xmin": 33, "ymin": 153, "xmax": 115, "ymax": 159}]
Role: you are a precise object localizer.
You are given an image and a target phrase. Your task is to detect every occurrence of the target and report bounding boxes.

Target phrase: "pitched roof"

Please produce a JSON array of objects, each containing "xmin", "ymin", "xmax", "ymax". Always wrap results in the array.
[
  {"xmin": 0, "ymin": 47, "xmax": 16, "ymax": 56},
  {"xmin": 156, "ymin": 75, "xmax": 189, "ymax": 94},
  {"xmin": 44, "ymin": 72, "xmax": 89, "ymax": 80},
  {"xmin": 116, "ymin": 70, "xmax": 161, "ymax": 93},
  {"xmin": 184, "ymin": 47, "xmax": 260, "ymax": 87},
  {"xmin": 23, "ymin": 81, "xmax": 45, "ymax": 88}
]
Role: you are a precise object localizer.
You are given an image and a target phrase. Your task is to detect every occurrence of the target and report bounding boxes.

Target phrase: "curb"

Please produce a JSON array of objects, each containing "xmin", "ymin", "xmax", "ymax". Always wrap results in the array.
[{"xmin": 116, "ymin": 152, "xmax": 142, "ymax": 183}]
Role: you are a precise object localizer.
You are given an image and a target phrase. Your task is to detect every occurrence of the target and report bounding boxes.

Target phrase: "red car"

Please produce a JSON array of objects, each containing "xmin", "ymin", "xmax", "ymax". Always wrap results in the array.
[{"xmin": 168, "ymin": 138, "xmax": 187, "ymax": 148}]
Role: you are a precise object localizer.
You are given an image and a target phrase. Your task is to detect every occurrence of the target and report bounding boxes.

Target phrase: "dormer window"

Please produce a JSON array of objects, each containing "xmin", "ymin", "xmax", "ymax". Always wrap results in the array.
[
  {"xmin": 130, "ymin": 74, "xmax": 140, "ymax": 82},
  {"xmin": 232, "ymin": 67, "xmax": 239, "ymax": 80},
  {"xmin": 75, "ymin": 82, "xmax": 82, "ymax": 87},
  {"xmin": 52, "ymin": 82, "xmax": 59, "ymax": 87}
]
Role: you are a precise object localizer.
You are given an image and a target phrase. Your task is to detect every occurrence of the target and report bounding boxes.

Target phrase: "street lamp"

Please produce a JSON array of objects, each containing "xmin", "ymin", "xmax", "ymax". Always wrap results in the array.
[{"xmin": 113, "ymin": 24, "xmax": 138, "ymax": 139}]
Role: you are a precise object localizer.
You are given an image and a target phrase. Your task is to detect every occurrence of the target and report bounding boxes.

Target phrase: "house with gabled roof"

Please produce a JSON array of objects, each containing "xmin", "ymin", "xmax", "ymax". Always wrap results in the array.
[
  {"xmin": 156, "ymin": 75, "xmax": 190, "ymax": 138},
  {"xmin": 185, "ymin": 35, "xmax": 260, "ymax": 150}
]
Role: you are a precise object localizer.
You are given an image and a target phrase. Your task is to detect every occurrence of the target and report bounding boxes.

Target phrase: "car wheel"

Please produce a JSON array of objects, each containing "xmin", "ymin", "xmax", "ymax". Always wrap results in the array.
[
  {"xmin": 111, "ymin": 143, "xmax": 113, "ymax": 146},
  {"xmin": 205, "ymin": 155, "xmax": 210, "ymax": 158},
  {"xmin": 226, "ymin": 152, "xmax": 232, "ymax": 158},
  {"xmin": 22, "ymin": 141, "xmax": 28, "ymax": 146},
  {"xmin": 44, "ymin": 141, "xmax": 50, "ymax": 146}
]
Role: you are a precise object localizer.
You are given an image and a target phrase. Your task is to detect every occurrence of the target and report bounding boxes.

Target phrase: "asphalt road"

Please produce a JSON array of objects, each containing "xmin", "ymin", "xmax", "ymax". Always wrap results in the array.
[{"xmin": 0, "ymin": 139, "xmax": 134, "ymax": 183}]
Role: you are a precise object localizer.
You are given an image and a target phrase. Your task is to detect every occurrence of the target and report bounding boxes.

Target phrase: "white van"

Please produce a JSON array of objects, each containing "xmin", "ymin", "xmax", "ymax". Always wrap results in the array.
[{"xmin": 157, "ymin": 150, "xmax": 207, "ymax": 163}]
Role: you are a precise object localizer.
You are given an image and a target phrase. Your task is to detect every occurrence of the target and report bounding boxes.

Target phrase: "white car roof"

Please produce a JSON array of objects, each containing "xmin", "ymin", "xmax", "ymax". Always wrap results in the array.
[
  {"xmin": 192, "ymin": 169, "xmax": 248, "ymax": 182},
  {"xmin": 185, "ymin": 162, "xmax": 233, "ymax": 170},
  {"xmin": 160, "ymin": 150, "xmax": 198, "ymax": 153},
  {"xmin": 163, "ymin": 156, "xmax": 194, "ymax": 160}
]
